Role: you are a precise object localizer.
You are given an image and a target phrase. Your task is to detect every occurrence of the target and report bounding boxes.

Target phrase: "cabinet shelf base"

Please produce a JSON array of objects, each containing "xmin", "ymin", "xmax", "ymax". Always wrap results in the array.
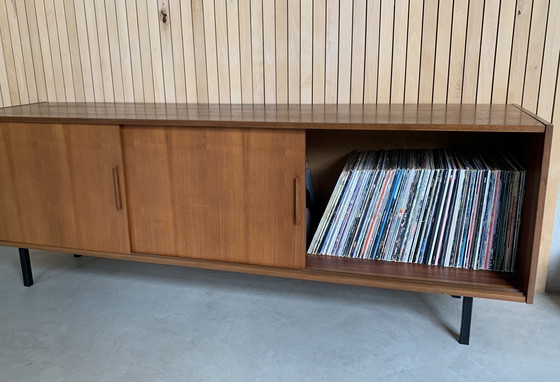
[{"xmin": 306, "ymin": 255, "xmax": 524, "ymax": 302}]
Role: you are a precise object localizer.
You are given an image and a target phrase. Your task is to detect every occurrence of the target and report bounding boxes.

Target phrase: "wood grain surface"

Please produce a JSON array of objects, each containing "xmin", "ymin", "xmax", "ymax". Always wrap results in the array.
[
  {"xmin": 0, "ymin": 122, "xmax": 130, "ymax": 253},
  {"xmin": 122, "ymin": 126, "xmax": 306, "ymax": 269},
  {"xmin": 0, "ymin": 103, "xmax": 546, "ymax": 132}
]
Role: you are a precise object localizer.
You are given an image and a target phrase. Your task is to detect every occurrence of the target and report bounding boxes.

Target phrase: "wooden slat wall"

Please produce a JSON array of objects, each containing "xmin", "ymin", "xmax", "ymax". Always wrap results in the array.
[
  {"xmin": 0, "ymin": 0, "xmax": 556, "ymax": 115},
  {"xmin": 0, "ymin": 0, "xmax": 559, "ymax": 291}
]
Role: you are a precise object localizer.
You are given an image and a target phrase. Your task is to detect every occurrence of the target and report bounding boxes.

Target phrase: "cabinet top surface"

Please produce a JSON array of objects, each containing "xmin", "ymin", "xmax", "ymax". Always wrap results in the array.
[{"xmin": 0, "ymin": 103, "xmax": 547, "ymax": 132}]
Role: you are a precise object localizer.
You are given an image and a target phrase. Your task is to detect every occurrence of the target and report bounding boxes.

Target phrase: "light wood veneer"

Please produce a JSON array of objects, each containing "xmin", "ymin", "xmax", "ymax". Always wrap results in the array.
[
  {"xmin": 0, "ymin": 123, "xmax": 130, "ymax": 253},
  {"xmin": 122, "ymin": 126, "xmax": 305, "ymax": 268}
]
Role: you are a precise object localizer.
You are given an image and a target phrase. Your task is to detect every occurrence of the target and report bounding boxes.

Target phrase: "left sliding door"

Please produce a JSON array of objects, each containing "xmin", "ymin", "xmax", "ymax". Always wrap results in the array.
[{"xmin": 0, "ymin": 123, "xmax": 130, "ymax": 254}]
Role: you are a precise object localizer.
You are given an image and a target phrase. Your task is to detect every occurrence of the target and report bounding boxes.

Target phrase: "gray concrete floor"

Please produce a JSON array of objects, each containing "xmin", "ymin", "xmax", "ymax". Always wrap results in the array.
[{"xmin": 1, "ymin": 247, "xmax": 559, "ymax": 382}]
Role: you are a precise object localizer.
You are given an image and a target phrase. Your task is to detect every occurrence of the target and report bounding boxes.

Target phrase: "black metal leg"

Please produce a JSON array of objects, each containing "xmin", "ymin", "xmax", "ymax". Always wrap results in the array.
[
  {"xmin": 459, "ymin": 297, "xmax": 473, "ymax": 345},
  {"xmin": 18, "ymin": 248, "xmax": 33, "ymax": 287}
]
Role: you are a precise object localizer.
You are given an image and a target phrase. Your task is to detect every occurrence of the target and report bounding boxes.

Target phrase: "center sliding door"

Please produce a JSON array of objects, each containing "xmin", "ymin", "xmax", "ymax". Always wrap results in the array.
[{"xmin": 122, "ymin": 127, "xmax": 306, "ymax": 269}]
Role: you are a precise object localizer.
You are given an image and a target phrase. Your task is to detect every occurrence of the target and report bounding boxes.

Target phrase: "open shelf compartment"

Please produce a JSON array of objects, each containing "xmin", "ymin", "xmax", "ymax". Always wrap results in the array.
[{"xmin": 304, "ymin": 128, "xmax": 548, "ymax": 303}]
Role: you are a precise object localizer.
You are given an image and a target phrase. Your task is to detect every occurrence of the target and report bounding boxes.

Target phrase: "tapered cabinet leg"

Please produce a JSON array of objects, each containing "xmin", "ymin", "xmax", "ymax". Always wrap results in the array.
[
  {"xmin": 18, "ymin": 248, "xmax": 34, "ymax": 287},
  {"xmin": 459, "ymin": 297, "xmax": 473, "ymax": 345}
]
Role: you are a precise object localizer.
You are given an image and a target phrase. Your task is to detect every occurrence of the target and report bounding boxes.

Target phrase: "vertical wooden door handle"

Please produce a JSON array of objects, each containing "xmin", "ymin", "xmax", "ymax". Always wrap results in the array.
[
  {"xmin": 113, "ymin": 166, "xmax": 122, "ymax": 211},
  {"xmin": 294, "ymin": 176, "xmax": 301, "ymax": 225}
]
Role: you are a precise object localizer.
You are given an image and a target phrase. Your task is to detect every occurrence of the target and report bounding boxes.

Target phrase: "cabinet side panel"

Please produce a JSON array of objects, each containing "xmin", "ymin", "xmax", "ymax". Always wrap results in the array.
[
  {"xmin": 122, "ymin": 127, "xmax": 306, "ymax": 269},
  {"xmin": 0, "ymin": 123, "xmax": 130, "ymax": 253},
  {"xmin": 518, "ymin": 126, "xmax": 553, "ymax": 303}
]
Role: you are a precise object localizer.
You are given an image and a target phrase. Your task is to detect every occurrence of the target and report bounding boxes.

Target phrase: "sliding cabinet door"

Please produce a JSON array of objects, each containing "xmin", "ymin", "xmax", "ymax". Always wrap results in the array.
[
  {"xmin": 0, "ymin": 123, "xmax": 130, "ymax": 253},
  {"xmin": 122, "ymin": 127, "xmax": 306, "ymax": 269}
]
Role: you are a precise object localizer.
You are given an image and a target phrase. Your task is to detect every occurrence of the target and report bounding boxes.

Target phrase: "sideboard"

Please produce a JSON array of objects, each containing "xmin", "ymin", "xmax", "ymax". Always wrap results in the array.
[{"xmin": 0, "ymin": 103, "xmax": 552, "ymax": 345}]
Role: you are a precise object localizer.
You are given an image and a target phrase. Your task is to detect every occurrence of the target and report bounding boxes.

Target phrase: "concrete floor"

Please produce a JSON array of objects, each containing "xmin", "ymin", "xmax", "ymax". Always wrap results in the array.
[{"xmin": 1, "ymin": 247, "xmax": 559, "ymax": 382}]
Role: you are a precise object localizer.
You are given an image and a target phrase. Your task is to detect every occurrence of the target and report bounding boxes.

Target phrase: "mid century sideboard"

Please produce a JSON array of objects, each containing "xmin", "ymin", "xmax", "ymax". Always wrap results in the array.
[{"xmin": 0, "ymin": 103, "xmax": 552, "ymax": 345}]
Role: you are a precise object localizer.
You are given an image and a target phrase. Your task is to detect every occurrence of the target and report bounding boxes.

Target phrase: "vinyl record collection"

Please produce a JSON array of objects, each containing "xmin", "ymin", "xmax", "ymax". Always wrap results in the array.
[{"xmin": 308, "ymin": 149, "xmax": 526, "ymax": 272}]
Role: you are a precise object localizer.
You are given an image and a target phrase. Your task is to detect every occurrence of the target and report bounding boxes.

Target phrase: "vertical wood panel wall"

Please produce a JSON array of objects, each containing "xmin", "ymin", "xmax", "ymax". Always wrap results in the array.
[{"xmin": 0, "ymin": 0, "xmax": 559, "ymax": 291}]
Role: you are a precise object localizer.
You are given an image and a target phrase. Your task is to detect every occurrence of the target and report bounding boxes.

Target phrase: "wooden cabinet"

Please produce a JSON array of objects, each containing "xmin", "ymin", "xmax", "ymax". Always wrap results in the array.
[
  {"xmin": 122, "ymin": 126, "xmax": 306, "ymax": 268},
  {"xmin": 0, "ymin": 123, "xmax": 130, "ymax": 253},
  {"xmin": 0, "ymin": 103, "xmax": 552, "ymax": 307}
]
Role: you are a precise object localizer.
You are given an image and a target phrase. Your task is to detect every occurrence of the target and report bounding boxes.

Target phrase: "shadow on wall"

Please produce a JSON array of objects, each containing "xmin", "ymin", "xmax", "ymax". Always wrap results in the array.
[{"xmin": 546, "ymin": 188, "xmax": 560, "ymax": 294}]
